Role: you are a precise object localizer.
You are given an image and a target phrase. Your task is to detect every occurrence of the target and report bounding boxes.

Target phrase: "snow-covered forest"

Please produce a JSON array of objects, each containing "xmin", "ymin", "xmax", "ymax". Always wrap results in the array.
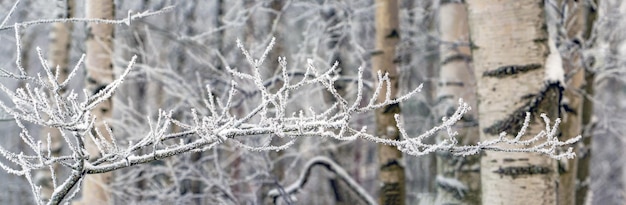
[{"xmin": 0, "ymin": 0, "xmax": 623, "ymax": 204}]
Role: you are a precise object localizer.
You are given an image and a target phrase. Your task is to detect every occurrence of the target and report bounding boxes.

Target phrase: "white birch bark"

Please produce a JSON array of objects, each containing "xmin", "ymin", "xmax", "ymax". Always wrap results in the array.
[
  {"xmin": 74, "ymin": 0, "xmax": 115, "ymax": 204},
  {"xmin": 373, "ymin": 0, "xmax": 404, "ymax": 204},
  {"xmin": 466, "ymin": 1, "xmax": 562, "ymax": 204},
  {"xmin": 435, "ymin": 1, "xmax": 480, "ymax": 204}
]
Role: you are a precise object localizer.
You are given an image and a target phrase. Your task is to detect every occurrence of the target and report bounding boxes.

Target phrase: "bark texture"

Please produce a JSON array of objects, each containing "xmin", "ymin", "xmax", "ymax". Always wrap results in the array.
[
  {"xmin": 75, "ymin": 0, "xmax": 115, "ymax": 204},
  {"xmin": 552, "ymin": 0, "xmax": 594, "ymax": 203},
  {"xmin": 576, "ymin": 1, "xmax": 598, "ymax": 204},
  {"xmin": 373, "ymin": 0, "xmax": 404, "ymax": 204},
  {"xmin": 466, "ymin": 1, "xmax": 561, "ymax": 204},
  {"xmin": 435, "ymin": 1, "xmax": 480, "ymax": 204}
]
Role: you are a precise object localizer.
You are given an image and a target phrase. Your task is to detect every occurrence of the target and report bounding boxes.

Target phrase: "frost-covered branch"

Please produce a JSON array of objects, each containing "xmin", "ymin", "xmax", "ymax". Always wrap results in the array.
[
  {"xmin": 267, "ymin": 156, "xmax": 376, "ymax": 205},
  {"xmin": 0, "ymin": 36, "xmax": 579, "ymax": 204},
  {"xmin": 0, "ymin": 5, "xmax": 175, "ymax": 31},
  {"xmin": 393, "ymin": 99, "xmax": 580, "ymax": 160}
]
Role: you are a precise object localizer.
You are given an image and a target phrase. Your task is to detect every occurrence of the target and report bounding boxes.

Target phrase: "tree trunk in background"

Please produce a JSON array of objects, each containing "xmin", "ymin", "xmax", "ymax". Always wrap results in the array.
[
  {"xmin": 266, "ymin": 0, "xmax": 284, "ymax": 78},
  {"xmin": 577, "ymin": 70, "xmax": 593, "ymax": 205},
  {"xmin": 401, "ymin": 2, "xmax": 438, "ymax": 203},
  {"xmin": 550, "ymin": 0, "xmax": 596, "ymax": 203},
  {"xmin": 576, "ymin": 1, "xmax": 598, "ymax": 204},
  {"xmin": 435, "ymin": 1, "xmax": 480, "ymax": 204},
  {"xmin": 373, "ymin": 0, "xmax": 404, "ymax": 204},
  {"xmin": 467, "ymin": 0, "xmax": 561, "ymax": 204},
  {"xmin": 319, "ymin": 4, "xmax": 361, "ymax": 204},
  {"xmin": 75, "ymin": 0, "xmax": 115, "ymax": 204},
  {"xmin": 258, "ymin": 0, "xmax": 285, "ymax": 178},
  {"xmin": 213, "ymin": 0, "xmax": 225, "ymax": 72},
  {"xmin": 40, "ymin": 0, "xmax": 75, "ymax": 200},
  {"xmin": 49, "ymin": 0, "xmax": 74, "ymax": 91},
  {"xmin": 557, "ymin": 56, "xmax": 582, "ymax": 205}
]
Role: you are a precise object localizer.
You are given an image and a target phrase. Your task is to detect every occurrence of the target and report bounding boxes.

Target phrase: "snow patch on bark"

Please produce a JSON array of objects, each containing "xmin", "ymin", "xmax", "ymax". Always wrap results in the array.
[{"xmin": 545, "ymin": 38, "xmax": 564, "ymax": 85}]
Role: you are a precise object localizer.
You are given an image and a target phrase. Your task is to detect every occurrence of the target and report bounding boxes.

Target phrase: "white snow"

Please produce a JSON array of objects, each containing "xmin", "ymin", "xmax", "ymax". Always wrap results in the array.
[{"xmin": 545, "ymin": 38, "xmax": 564, "ymax": 85}]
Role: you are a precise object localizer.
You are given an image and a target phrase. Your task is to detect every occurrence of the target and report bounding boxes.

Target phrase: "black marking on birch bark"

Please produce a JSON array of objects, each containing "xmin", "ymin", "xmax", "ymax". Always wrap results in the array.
[
  {"xmin": 470, "ymin": 42, "xmax": 479, "ymax": 50},
  {"xmin": 482, "ymin": 64, "xmax": 542, "ymax": 78},
  {"xmin": 440, "ymin": 0, "xmax": 466, "ymax": 4},
  {"xmin": 533, "ymin": 37, "xmax": 548, "ymax": 43},
  {"xmin": 392, "ymin": 56, "xmax": 402, "ymax": 64},
  {"xmin": 381, "ymin": 182, "xmax": 402, "ymax": 205},
  {"xmin": 441, "ymin": 54, "xmax": 472, "ymax": 65},
  {"xmin": 383, "ymin": 103, "xmax": 400, "ymax": 114},
  {"xmin": 438, "ymin": 81, "xmax": 465, "ymax": 87},
  {"xmin": 562, "ymin": 103, "xmax": 577, "ymax": 115},
  {"xmin": 86, "ymin": 77, "xmax": 97, "ymax": 85},
  {"xmin": 58, "ymin": 87, "xmax": 67, "ymax": 94},
  {"xmin": 558, "ymin": 160, "xmax": 568, "ymax": 174},
  {"xmin": 572, "ymin": 38, "xmax": 582, "ymax": 47},
  {"xmin": 92, "ymin": 85, "xmax": 107, "ymax": 95},
  {"xmin": 460, "ymin": 115, "xmax": 478, "ymax": 126},
  {"xmin": 493, "ymin": 165, "xmax": 552, "ymax": 178},
  {"xmin": 444, "ymin": 106, "xmax": 458, "ymax": 118},
  {"xmin": 370, "ymin": 50, "xmax": 383, "ymax": 56},
  {"xmin": 380, "ymin": 159, "xmax": 401, "ymax": 170},
  {"xmin": 386, "ymin": 29, "xmax": 399, "ymax": 39},
  {"xmin": 503, "ymin": 158, "xmax": 516, "ymax": 163},
  {"xmin": 483, "ymin": 82, "xmax": 563, "ymax": 135}
]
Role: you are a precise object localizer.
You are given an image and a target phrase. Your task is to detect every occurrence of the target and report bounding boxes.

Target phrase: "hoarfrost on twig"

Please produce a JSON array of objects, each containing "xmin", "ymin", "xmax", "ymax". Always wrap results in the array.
[{"xmin": 0, "ymin": 15, "xmax": 579, "ymax": 205}]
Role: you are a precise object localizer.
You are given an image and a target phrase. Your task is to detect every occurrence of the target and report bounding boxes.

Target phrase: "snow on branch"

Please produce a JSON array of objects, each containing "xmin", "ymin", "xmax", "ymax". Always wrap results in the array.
[
  {"xmin": 0, "ymin": 36, "xmax": 579, "ymax": 204},
  {"xmin": 0, "ymin": 4, "xmax": 175, "ymax": 31},
  {"xmin": 392, "ymin": 99, "xmax": 580, "ymax": 160}
]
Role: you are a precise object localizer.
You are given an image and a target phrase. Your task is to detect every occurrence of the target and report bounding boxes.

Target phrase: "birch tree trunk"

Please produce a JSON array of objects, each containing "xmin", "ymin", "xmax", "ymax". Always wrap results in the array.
[
  {"xmin": 466, "ymin": 1, "xmax": 562, "ymax": 204},
  {"xmin": 435, "ymin": 1, "xmax": 479, "ymax": 204},
  {"xmin": 576, "ymin": 1, "xmax": 598, "ymax": 204},
  {"xmin": 40, "ymin": 0, "xmax": 75, "ymax": 200},
  {"xmin": 557, "ymin": 57, "xmax": 582, "ymax": 205},
  {"xmin": 549, "ymin": 0, "xmax": 596, "ymax": 203},
  {"xmin": 49, "ymin": 0, "xmax": 74, "ymax": 89},
  {"xmin": 75, "ymin": 0, "xmax": 115, "ymax": 204},
  {"xmin": 373, "ymin": 0, "xmax": 404, "ymax": 204}
]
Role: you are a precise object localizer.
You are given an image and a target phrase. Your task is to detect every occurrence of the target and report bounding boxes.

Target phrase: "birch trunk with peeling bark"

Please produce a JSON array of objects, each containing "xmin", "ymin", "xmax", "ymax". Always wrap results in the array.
[
  {"xmin": 466, "ymin": 1, "xmax": 562, "ymax": 204},
  {"xmin": 74, "ymin": 0, "xmax": 115, "ymax": 204},
  {"xmin": 373, "ymin": 0, "xmax": 404, "ymax": 204},
  {"xmin": 435, "ymin": 1, "xmax": 480, "ymax": 204}
]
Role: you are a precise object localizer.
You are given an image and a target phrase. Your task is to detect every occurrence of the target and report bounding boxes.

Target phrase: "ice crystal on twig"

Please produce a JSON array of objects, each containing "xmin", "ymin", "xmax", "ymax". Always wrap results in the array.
[{"xmin": 0, "ymin": 24, "xmax": 579, "ymax": 205}]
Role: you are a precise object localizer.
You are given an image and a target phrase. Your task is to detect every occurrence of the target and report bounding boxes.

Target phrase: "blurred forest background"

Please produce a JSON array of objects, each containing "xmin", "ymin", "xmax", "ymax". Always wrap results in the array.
[{"xmin": 0, "ymin": 0, "xmax": 623, "ymax": 204}]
